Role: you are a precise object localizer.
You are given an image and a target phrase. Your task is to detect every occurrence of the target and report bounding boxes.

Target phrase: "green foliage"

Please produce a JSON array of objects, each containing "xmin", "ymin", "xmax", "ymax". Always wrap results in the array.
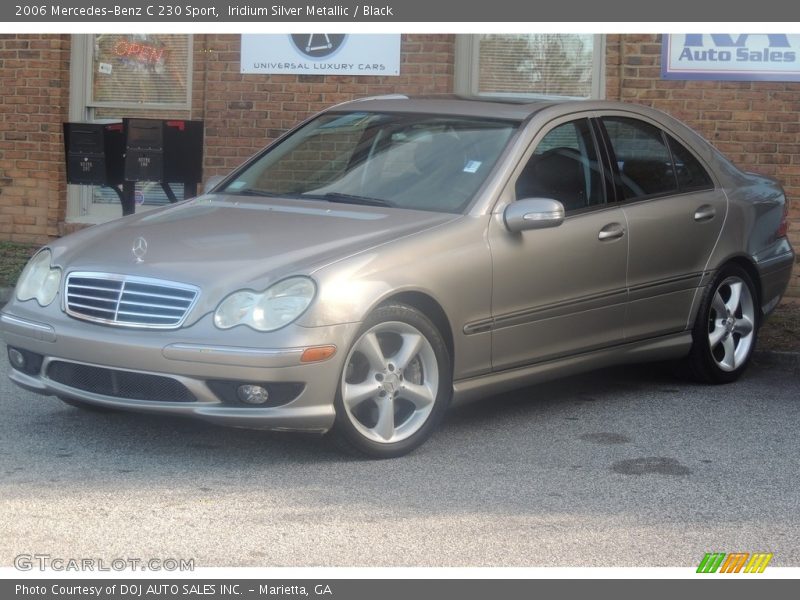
[{"xmin": 0, "ymin": 241, "xmax": 39, "ymax": 287}]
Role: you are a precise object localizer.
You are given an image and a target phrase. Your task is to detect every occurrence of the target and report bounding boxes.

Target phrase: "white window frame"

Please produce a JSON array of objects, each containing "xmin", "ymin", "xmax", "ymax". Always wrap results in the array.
[
  {"xmin": 66, "ymin": 34, "xmax": 97, "ymax": 223},
  {"xmin": 67, "ymin": 34, "xmax": 193, "ymax": 223},
  {"xmin": 454, "ymin": 34, "xmax": 606, "ymax": 100}
]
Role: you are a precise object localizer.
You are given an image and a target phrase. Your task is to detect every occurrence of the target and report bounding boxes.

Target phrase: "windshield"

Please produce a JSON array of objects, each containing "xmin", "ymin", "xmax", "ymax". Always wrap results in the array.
[{"xmin": 220, "ymin": 111, "xmax": 519, "ymax": 214}]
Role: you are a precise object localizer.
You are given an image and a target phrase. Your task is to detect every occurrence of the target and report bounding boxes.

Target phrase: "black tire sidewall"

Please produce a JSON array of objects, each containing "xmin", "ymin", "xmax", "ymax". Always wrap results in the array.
[{"xmin": 332, "ymin": 303, "xmax": 452, "ymax": 458}]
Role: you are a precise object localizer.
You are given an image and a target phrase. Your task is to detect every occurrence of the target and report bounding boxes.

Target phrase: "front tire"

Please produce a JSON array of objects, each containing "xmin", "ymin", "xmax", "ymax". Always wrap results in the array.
[
  {"xmin": 687, "ymin": 264, "xmax": 759, "ymax": 383},
  {"xmin": 332, "ymin": 303, "xmax": 452, "ymax": 458}
]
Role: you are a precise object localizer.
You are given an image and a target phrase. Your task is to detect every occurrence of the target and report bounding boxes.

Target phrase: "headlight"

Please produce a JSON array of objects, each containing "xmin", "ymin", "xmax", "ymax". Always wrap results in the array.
[
  {"xmin": 214, "ymin": 276, "xmax": 316, "ymax": 332},
  {"xmin": 15, "ymin": 249, "xmax": 62, "ymax": 307}
]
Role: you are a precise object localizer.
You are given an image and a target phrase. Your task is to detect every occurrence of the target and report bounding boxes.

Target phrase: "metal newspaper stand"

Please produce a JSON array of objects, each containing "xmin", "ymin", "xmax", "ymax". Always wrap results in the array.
[{"xmin": 63, "ymin": 118, "xmax": 204, "ymax": 216}]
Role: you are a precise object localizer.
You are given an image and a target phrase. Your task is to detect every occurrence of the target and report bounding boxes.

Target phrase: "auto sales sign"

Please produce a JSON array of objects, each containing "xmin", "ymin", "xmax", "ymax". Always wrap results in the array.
[{"xmin": 662, "ymin": 34, "xmax": 800, "ymax": 81}]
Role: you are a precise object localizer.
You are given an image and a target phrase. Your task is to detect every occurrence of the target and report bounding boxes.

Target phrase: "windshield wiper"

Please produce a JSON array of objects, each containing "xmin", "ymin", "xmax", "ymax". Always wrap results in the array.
[
  {"xmin": 229, "ymin": 189, "xmax": 395, "ymax": 208},
  {"xmin": 311, "ymin": 192, "xmax": 396, "ymax": 208},
  {"xmin": 226, "ymin": 188, "xmax": 284, "ymax": 197}
]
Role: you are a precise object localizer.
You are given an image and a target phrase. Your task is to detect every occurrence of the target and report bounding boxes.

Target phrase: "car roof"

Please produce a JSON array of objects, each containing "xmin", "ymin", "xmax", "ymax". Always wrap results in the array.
[
  {"xmin": 328, "ymin": 95, "xmax": 557, "ymax": 120},
  {"xmin": 328, "ymin": 95, "xmax": 662, "ymax": 122}
]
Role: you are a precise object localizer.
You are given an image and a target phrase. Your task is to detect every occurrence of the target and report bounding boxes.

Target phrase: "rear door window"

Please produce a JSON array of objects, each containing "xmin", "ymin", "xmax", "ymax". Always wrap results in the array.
[{"xmin": 601, "ymin": 117, "xmax": 679, "ymax": 200}]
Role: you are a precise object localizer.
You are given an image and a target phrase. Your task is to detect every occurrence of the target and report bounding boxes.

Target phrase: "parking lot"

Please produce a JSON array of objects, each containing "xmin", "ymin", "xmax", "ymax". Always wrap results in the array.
[{"xmin": 1, "ymin": 345, "xmax": 798, "ymax": 567}]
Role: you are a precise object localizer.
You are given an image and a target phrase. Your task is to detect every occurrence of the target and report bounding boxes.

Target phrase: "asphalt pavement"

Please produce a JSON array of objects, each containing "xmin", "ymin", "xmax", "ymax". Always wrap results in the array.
[{"xmin": 1, "ymin": 345, "xmax": 798, "ymax": 567}]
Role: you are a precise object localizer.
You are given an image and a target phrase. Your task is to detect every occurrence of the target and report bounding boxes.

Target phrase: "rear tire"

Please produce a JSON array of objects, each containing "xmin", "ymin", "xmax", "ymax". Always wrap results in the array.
[{"xmin": 687, "ymin": 264, "xmax": 759, "ymax": 384}]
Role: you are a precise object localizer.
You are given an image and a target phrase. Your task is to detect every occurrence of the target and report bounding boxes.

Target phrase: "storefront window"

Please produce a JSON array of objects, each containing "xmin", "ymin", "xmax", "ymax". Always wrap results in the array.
[
  {"xmin": 456, "ymin": 34, "xmax": 604, "ymax": 100},
  {"xmin": 66, "ymin": 34, "xmax": 194, "ymax": 223},
  {"xmin": 90, "ymin": 34, "xmax": 191, "ymax": 108}
]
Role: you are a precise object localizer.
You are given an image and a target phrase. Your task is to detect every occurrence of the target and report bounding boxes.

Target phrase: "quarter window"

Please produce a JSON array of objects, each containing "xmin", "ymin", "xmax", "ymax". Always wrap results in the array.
[{"xmin": 668, "ymin": 135, "xmax": 714, "ymax": 191}]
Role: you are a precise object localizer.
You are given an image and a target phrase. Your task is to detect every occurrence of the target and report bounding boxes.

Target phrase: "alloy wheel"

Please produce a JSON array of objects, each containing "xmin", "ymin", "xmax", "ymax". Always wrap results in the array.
[
  {"xmin": 707, "ymin": 275, "xmax": 756, "ymax": 372},
  {"xmin": 341, "ymin": 321, "xmax": 439, "ymax": 444}
]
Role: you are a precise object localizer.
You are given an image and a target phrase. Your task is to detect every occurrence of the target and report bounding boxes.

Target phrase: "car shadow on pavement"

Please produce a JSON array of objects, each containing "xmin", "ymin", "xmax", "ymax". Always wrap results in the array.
[{"xmin": 10, "ymin": 362, "xmax": 687, "ymax": 470}]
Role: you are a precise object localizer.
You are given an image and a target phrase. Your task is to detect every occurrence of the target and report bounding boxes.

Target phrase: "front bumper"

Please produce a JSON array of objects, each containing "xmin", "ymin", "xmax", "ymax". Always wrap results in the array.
[{"xmin": 1, "ymin": 306, "xmax": 360, "ymax": 433}]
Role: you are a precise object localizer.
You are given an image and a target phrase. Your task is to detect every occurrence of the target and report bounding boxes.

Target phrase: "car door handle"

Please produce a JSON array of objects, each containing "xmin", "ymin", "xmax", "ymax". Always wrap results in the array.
[
  {"xmin": 694, "ymin": 204, "xmax": 716, "ymax": 222},
  {"xmin": 598, "ymin": 222, "xmax": 625, "ymax": 241}
]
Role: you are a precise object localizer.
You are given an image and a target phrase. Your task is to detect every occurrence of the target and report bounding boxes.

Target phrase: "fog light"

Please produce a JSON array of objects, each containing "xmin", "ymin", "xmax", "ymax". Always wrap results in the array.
[
  {"xmin": 8, "ymin": 348, "xmax": 26, "ymax": 370},
  {"xmin": 6, "ymin": 347, "xmax": 44, "ymax": 376},
  {"xmin": 237, "ymin": 384, "xmax": 270, "ymax": 405}
]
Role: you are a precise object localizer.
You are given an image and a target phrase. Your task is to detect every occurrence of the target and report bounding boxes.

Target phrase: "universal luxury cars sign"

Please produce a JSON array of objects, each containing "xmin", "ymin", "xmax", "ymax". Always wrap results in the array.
[
  {"xmin": 662, "ymin": 34, "xmax": 800, "ymax": 81},
  {"xmin": 240, "ymin": 34, "xmax": 401, "ymax": 75}
]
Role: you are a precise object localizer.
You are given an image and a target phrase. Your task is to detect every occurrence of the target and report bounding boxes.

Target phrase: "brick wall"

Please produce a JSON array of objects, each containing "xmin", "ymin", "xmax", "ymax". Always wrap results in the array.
[
  {"xmin": 0, "ymin": 33, "xmax": 797, "ymax": 295},
  {"xmin": 0, "ymin": 35, "xmax": 70, "ymax": 244},
  {"xmin": 606, "ymin": 34, "xmax": 800, "ymax": 296},
  {"xmin": 1, "ymin": 33, "xmax": 452, "ymax": 240}
]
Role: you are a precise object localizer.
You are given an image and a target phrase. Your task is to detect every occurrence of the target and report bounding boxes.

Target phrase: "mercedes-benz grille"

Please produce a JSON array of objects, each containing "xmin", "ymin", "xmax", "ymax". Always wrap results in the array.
[{"xmin": 64, "ymin": 272, "xmax": 199, "ymax": 329}]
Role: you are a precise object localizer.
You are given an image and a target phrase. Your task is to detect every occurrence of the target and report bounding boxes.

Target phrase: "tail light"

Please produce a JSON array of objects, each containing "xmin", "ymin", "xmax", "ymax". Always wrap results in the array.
[{"xmin": 776, "ymin": 202, "xmax": 789, "ymax": 238}]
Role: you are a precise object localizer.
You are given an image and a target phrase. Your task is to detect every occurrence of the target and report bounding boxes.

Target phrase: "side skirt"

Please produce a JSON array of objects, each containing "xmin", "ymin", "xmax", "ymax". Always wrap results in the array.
[{"xmin": 452, "ymin": 332, "xmax": 692, "ymax": 405}]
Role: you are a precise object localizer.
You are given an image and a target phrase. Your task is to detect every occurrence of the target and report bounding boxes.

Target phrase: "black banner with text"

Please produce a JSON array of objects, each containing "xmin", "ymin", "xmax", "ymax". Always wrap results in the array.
[
  {"xmin": 3, "ymin": 0, "xmax": 800, "ymax": 22},
  {"xmin": 4, "ymin": 579, "xmax": 798, "ymax": 600}
]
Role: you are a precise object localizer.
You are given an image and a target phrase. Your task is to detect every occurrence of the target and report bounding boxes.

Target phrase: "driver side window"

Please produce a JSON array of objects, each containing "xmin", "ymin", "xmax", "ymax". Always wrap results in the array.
[{"xmin": 515, "ymin": 119, "xmax": 605, "ymax": 212}]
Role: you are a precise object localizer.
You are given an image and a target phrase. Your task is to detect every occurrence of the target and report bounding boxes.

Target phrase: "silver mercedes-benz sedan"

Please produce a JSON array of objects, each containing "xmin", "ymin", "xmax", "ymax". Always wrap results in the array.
[{"xmin": 1, "ymin": 96, "xmax": 795, "ymax": 457}]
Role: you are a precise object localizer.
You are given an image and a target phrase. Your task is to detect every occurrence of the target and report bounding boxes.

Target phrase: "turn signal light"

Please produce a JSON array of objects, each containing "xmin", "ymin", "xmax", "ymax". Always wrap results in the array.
[{"xmin": 300, "ymin": 345, "xmax": 337, "ymax": 363}]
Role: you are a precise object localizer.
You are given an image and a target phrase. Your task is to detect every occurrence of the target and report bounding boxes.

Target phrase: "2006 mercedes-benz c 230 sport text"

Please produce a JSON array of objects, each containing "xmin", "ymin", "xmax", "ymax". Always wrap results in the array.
[{"xmin": 1, "ymin": 96, "xmax": 795, "ymax": 457}]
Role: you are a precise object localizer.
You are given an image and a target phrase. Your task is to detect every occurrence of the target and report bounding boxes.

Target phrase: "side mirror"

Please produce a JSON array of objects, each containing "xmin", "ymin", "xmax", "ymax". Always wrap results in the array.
[
  {"xmin": 503, "ymin": 198, "xmax": 565, "ymax": 233},
  {"xmin": 202, "ymin": 174, "xmax": 226, "ymax": 194}
]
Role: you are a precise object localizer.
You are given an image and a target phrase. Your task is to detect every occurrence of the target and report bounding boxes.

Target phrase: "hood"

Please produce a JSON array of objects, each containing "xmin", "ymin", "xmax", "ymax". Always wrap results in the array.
[{"xmin": 50, "ymin": 194, "xmax": 457, "ymax": 314}]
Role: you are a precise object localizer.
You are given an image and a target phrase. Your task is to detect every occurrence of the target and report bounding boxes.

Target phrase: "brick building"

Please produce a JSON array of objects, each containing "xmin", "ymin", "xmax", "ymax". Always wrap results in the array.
[{"xmin": 0, "ymin": 33, "xmax": 798, "ymax": 295}]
